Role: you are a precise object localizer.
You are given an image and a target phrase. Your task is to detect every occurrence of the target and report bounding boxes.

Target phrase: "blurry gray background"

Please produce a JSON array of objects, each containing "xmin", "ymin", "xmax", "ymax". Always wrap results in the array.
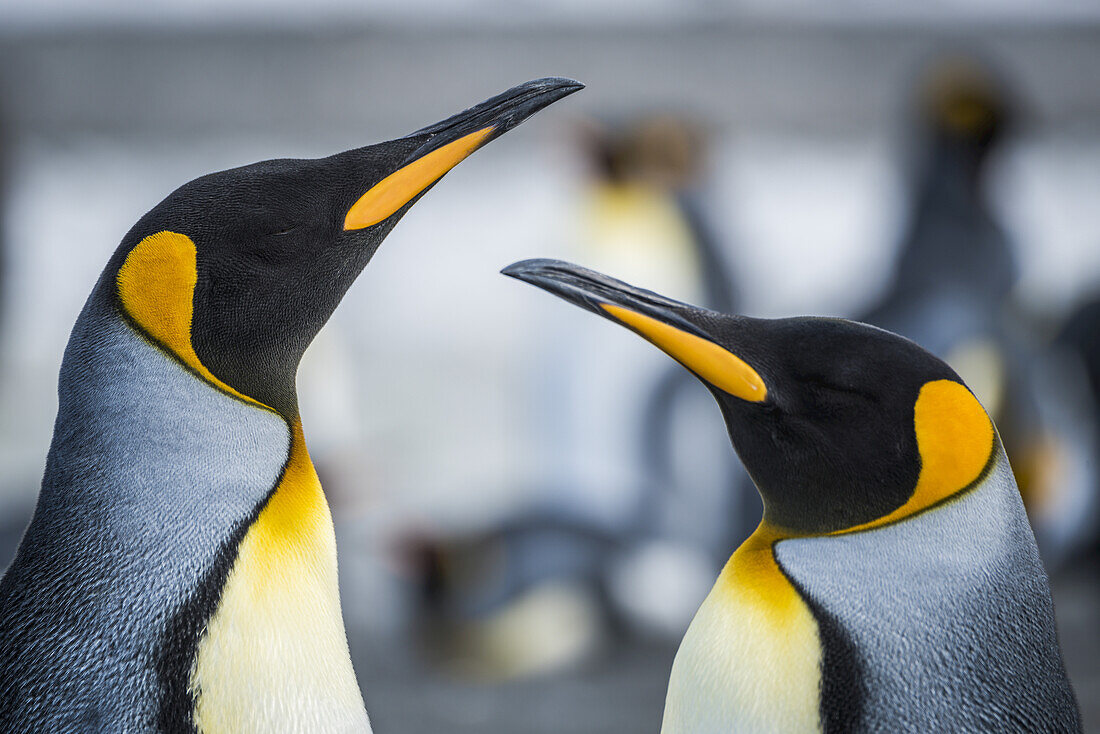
[{"xmin": 1, "ymin": 1, "xmax": 1099, "ymax": 732}]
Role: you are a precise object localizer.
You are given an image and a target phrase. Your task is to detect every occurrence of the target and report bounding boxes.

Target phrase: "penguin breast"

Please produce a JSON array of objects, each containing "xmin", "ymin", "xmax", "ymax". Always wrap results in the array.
[{"xmin": 661, "ymin": 527, "xmax": 822, "ymax": 734}]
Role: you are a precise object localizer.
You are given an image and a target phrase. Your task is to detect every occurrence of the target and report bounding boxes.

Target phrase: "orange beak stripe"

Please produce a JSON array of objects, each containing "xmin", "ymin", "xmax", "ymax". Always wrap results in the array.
[
  {"xmin": 343, "ymin": 126, "xmax": 495, "ymax": 230},
  {"xmin": 601, "ymin": 303, "xmax": 767, "ymax": 403}
]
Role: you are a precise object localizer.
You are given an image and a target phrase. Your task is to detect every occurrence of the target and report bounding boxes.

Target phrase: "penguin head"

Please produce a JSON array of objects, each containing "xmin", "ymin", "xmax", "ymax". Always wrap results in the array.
[
  {"xmin": 919, "ymin": 56, "xmax": 1011, "ymax": 164},
  {"xmin": 504, "ymin": 259, "xmax": 996, "ymax": 535},
  {"xmin": 109, "ymin": 78, "xmax": 582, "ymax": 417}
]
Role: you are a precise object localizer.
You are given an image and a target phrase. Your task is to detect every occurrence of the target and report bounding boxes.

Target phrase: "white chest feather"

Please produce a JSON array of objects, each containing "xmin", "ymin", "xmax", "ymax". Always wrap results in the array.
[
  {"xmin": 661, "ymin": 530, "xmax": 822, "ymax": 734},
  {"xmin": 190, "ymin": 433, "xmax": 371, "ymax": 734}
]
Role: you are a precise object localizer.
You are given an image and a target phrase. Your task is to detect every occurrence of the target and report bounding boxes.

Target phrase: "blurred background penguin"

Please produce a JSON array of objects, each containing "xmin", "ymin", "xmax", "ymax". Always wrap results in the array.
[
  {"xmin": 407, "ymin": 114, "xmax": 749, "ymax": 677},
  {"xmin": 860, "ymin": 55, "xmax": 1100, "ymax": 568}
]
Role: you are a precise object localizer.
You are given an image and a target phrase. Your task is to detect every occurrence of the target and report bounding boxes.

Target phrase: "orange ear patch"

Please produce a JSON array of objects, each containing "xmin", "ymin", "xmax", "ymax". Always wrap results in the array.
[
  {"xmin": 116, "ymin": 230, "xmax": 271, "ymax": 411},
  {"xmin": 600, "ymin": 303, "xmax": 767, "ymax": 403},
  {"xmin": 842, "ymin": 379, "xmax": 994, "ymax": 533}
]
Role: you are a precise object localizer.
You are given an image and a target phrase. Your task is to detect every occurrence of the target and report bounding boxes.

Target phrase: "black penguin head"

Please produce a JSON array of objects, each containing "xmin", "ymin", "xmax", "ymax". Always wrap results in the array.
[
  {"xmin": 109, "ymin": 78, "xmax": 582, "ymax": 417},
  {"xmin": 919, "ymin": 57, "xmax": 1011, "ymax": 167},
  {"xmin": 504, "ymin": 259, "xmax": 997, "ymax": 536}
]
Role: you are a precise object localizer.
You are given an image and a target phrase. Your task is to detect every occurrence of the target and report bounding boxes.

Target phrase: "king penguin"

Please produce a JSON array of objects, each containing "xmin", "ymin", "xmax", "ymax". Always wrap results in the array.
[
  {"xmin": 0, "ymin": 77, "xmax": 581, "ymax": 734},
  {"xmin": 502, "ymin": 258, "xmax": 1081, "ymax": 733}
]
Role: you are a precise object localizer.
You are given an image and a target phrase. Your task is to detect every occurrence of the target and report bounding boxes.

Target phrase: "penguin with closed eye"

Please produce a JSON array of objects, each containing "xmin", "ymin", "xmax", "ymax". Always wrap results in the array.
[{"xmin": 505, "ymin": 258, "xmax": 1081, "ymax": 734}]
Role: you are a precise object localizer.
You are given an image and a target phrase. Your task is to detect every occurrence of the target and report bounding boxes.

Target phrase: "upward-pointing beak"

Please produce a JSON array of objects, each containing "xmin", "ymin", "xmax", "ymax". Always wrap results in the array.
[
  {"xmin": 344, "ymin": 78, "xmax": 583, "ymax": 231},
  {"xmin": 502, "ymin": 258, "xmax": 768, "ymax": 403}
]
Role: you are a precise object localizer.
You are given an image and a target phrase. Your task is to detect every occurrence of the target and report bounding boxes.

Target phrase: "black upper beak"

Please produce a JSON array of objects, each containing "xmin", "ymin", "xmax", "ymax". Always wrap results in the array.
[
  {"xmin": 407, "ymin": 78, "xmax": 584, "ymax": 159},
  {"xmin": 343, "ymin": 79, "xmax": 583, "ymax": 231},
  {"xmin": 502, "ymin": 258, "xmax": 769, "ymax": 404},
  {"xmin": 501, "ymin": 258, "xmax": 705, "ymax": 336}
]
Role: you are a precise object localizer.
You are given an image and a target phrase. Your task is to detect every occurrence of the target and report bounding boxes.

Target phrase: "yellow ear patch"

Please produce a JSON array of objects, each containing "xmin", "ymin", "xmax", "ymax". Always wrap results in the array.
[
  {"xmin": 343, "ymin": 126, "xmax": 494, "ymax": 230},
  {"xmin": 843, "ymin": 379, "xmax": 993, "ymax": 533},
  {"xmin": 116, "ymin": 230, "xmax": 270, "ymax": 411},
  {"xmin": 601, "ymin": 303, "xmax": 767, "ymax": 402}
]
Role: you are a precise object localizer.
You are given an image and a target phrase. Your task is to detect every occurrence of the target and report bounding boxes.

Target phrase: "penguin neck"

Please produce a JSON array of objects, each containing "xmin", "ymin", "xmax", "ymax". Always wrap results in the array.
[
  {"xmin": 243, "ymin": 419, "xmax": 331, "ymax": 567},
  {"xmin": 720, "ymin": 522, "xmax": 802, "ymax": 616},
  {"xmin": 918, "ymin": 143, "xmax": 987, "ymax": 209},
  {"xmin": 188, "ymin": 401, "xmax": 371, "ymax": 733},
  {"xmin": 52, "ymin": 290, "xmax": 368, "ymax": 730},
  {"xmin": 24, "ymin": 296, "xmax": 306, "ymax": 729},
  {"xmin": 661, "ymin": 522, "xmax": 822, "ymax": 733}
]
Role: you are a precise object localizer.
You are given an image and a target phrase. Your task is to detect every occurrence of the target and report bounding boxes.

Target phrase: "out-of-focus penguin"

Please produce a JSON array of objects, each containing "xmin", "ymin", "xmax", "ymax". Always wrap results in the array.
[
  {"xmin": 863, "ymin": 58, "xmax": 1022, "ymax": 440},
  {"xmin": 406, "ymin": 116, "xmax": 744, "ymax": 679},
  {"xmin": 577, "ymin": 116, "xmax": 755, "ymax": 634},
  {"xmin": 862, "ymin": 57, "xmax": 1097, "ymax": 565},
  {"xmin": 0, "ymin": 78, "xmax": 581, "ymax": 733},
  {"xmin": 505, "ymin": 259, "xmax": 1081, "ymax": 733},
  {"xmin": 577, "ymin": 115, "xmax": 753, "ymax": 543}
]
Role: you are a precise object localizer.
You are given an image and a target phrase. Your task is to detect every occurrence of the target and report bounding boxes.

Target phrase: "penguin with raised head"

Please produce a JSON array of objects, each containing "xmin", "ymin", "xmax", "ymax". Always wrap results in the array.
[
  {"xmin": 0, "ymin": 77, "xmax": 581, "ymax": 733},
  {"xmin": 503, "ymin": 258, "xmax": 1080, "ymax": 733}
]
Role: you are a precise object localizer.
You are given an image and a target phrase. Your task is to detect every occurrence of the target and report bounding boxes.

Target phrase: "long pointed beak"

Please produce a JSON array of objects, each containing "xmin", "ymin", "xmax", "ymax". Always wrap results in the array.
[
  {"xmin": 344, "ymin": 78, "xmax": 583, "ymax": 230},
  {"xmin": 502, "ymin": 258, "xmax": 767, "ymax": 403}
]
